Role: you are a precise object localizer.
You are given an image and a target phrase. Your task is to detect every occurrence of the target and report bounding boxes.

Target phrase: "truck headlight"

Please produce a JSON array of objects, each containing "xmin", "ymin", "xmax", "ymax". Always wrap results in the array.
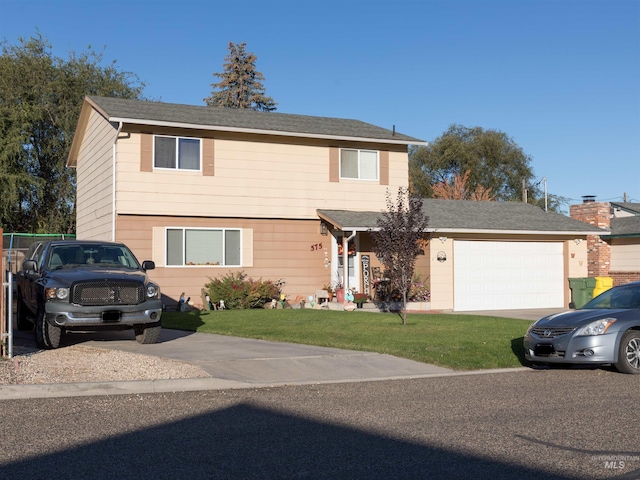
[
  {"xmin": 45, "ymin": 287, "xmax": 69, "ymax": 301},
  {"xmin": 146, "ymin": 283, "xmax": 160, "ymax": 299}
]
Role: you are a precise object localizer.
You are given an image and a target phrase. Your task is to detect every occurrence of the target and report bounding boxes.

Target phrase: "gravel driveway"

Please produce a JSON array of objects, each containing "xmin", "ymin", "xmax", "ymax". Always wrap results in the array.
[{"xmin": 0, "ymin": 331, "xmax": 210, "ymax": 385}]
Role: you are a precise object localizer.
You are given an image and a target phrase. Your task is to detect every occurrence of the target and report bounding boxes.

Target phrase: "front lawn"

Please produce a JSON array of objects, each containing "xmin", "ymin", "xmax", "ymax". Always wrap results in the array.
[{"xmin": 161, "ymin": 309, "xmax": 533, "ymax": 370}]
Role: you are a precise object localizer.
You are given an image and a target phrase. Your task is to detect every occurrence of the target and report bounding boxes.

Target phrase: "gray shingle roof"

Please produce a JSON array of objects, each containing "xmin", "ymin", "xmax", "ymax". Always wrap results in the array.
[
  {"xmin": 610, "ymin": 216, "xmax": 640, "ymax": 236},
  {"xmin": 611, "ymin": 202, "xmax": 640, "ymax": 215},
  {"xmin": 318, "ymin": 199, "xmax": 608, "ymax": 234},
  {"xmin": 87, "ymin": 96, "xmax": 425, "ymax": 145}
]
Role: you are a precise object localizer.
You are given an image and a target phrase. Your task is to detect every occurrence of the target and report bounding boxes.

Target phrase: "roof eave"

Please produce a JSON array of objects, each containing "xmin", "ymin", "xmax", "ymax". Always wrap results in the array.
[
  {"xmin": 608, "ymin": 233, "xmax": 640, "ymax": 238},
  {"xmin": 111, "ymin": 117, "xmax": 427, "ymax": 146},
  {"xmin": 426, "ymin": 228, "xmax": 610, "ymax": 236},
  {"xmin": 323, "ymin": 224, "xmax": 609, "ymax": 237}
]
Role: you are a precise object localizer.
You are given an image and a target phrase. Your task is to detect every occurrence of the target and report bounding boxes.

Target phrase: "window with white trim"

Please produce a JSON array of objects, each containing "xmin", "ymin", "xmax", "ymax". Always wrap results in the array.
[
  {"xmin": 154, "ymin": 135, "xmax": 201, "ymax": 170},
  {"xmin": 166, "ymin": 228, "xmax": 241, "ymax": 266},
  {"xmin": 340, "ymin": 149, "xmax": 378, "ymax": 180}
]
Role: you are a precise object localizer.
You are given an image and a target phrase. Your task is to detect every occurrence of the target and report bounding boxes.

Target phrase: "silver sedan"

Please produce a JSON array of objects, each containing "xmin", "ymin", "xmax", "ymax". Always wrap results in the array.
[{"xmin": 524, "ymin": 282, "xmax": 640, "ymax": 374}]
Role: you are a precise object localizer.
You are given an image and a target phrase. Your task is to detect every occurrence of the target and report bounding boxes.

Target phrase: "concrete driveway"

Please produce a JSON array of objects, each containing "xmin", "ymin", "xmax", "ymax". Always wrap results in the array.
[
  {"xmin": 451, "ymin": 308, "xmax": 563, "ymax": 321},
  {"xmin": 2, "ymin": 308, "xmax": 558, "ymax": 398},
  {"xmin": 81, "ymin": 328, "xmax": 455, "ymax": 384},
  {"xmin": 78, "ymin": 307, "xmax": 556, "ymax": 387}
]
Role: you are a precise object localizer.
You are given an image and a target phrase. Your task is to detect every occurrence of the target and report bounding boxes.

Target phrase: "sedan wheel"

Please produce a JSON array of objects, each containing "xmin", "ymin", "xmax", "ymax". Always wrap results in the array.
[{"xmin": 615, "ymin": 331, "xmax": 640, "ymax": 374}]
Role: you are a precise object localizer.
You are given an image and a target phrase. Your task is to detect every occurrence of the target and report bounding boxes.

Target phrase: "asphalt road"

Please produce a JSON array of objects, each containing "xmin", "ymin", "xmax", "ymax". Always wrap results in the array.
[{"xmin": 1, "ymin": 368, "xmax": 638, "ymax": 479}]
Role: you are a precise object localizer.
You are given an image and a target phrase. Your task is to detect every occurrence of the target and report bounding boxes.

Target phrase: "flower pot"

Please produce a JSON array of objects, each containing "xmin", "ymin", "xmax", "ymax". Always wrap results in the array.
[{"xmin": 335, "ymin": 288, "xmax": 345, "ymax": 303}]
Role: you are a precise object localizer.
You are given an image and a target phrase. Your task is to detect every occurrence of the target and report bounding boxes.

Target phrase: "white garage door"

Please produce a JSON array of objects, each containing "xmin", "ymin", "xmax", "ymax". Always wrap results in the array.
[{"xmin": 454, "ymin": 241, "xmax": 564, "ymax": 311}]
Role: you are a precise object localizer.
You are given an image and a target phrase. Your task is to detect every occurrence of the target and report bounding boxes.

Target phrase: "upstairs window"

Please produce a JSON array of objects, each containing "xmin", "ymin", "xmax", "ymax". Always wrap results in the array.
[
  {"xmin": 154, "ymin": 136, "xmax": 201, "ymax": 170},
  {"xmin": 166, "ymin": 228, "xmax": 241, "ymax": 266},
  {"xmin": 340, "ymin": 149, "xmax": 378, "ymax": 180}
]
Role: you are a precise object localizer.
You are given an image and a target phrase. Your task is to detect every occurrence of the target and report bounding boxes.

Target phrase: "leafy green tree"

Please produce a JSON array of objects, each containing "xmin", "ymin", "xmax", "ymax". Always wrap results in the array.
[
  {"xmin": 370, "ymin": 187, "xmax": 430, "ymax": 325},
  {"xmin": 0, "ymin": 34, "xmax": 145, "ymax": 233},
  {"xmin": 204, "ymin": 42, "xmax": 277, "ymax": 111},
  {"xmin": 410, "ymin": 124, "xmax": 536, "ymax": 202}
]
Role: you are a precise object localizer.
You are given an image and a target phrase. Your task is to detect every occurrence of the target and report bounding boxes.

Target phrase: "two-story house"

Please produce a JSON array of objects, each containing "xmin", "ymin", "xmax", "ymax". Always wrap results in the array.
[
  {"xmin": 68, "ymin": 96, "xmax": 606, "ymax": 311},
  {"xmin": 67, "ymin": 96, "xmax": 423, "ymax": 307}
]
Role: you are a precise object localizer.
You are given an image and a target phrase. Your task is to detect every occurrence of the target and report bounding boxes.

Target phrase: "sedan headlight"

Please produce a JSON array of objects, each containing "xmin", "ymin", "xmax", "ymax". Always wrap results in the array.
[
  {"xmin": 146, "ymin": 283, "xmax": 160, "ymax": 299},
  {"xmin": 45, "ymin": 287, "xmax": 69, "ymax": 301},
  {"xmin": 576, "ymin": 318, "xmax": 616, "ymax": 336}
]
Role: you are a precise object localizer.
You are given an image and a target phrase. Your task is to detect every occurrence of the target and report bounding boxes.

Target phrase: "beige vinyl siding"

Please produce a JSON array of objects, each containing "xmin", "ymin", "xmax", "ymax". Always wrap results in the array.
[
  {"xmin": 75, "ymin": 109, "xmax": 116, "ymax": 240},
  {"xmin": 117, "ymin": 215, "xmax": 331, "ymax": 304},
  {"xmin": 428, "ymin": 237, "xmax": 454, "ymax": 310},
  {"xmin": 567, "ymin": 239, "xmax": 589, "ymax": 278},
  {"xmin": 114, "ymin": 135, "xmax": 408, "ymax": 219},
  {"xmin": 610, "ymin": 240, "xmax": 640, "ymax": 271},
  {"xmin": 387, "ymin": 151, "xmax": 408, "ymax": 186}
]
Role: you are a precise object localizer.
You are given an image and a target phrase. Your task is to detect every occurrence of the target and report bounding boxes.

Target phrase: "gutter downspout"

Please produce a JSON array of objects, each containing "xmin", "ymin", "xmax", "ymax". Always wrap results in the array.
[
  {"xmin": 342, "ymin": 231, "xmax": 357, "ymax": 292},
  {"xmin": 112, "ymin": 122, "xmax": 123, "ymax": 241}
]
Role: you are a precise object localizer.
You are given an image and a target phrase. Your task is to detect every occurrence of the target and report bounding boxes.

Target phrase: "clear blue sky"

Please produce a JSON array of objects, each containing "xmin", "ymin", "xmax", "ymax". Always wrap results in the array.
[{"xmin": 1, "ymin": 0, "xmax": 639, "ymax": 207}]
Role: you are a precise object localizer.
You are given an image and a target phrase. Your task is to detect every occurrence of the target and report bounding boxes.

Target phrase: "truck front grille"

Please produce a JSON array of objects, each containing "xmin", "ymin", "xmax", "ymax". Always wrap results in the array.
[{"xmin": 72, "ymin": 281, "xmax": 144, "ymax": 306}]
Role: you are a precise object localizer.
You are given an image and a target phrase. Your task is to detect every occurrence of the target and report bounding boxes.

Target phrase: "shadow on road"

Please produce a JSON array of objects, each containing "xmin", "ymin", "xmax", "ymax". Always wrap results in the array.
[{"xmin": 1, "ymin": 401, "xmax": 576, "ymax": 480}]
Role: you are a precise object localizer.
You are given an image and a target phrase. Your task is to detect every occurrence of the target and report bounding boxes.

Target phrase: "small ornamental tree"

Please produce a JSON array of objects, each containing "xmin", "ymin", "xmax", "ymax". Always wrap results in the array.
[{"xmin": 370, "ymin": 188, "xmax": 430, "ymax": 325}]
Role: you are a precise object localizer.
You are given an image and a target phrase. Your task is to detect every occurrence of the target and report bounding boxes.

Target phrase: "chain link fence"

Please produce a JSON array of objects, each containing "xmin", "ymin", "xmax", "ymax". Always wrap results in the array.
[{"xmin": 2, "ymin": 233, "xmax": 75, "ymax": 357}]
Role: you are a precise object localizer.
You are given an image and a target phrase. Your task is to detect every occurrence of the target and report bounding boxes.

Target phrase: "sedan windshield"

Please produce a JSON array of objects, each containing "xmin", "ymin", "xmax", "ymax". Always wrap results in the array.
[{"xmin": 583, "ymin": 285, "xmax": 640, "ymax": 310}]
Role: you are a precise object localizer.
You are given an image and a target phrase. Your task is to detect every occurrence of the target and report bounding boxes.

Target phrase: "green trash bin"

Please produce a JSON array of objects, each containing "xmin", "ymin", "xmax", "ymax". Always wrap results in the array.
[{"xmin": 568, "ymin": 277, "xmax": 596, "ymax": 309}]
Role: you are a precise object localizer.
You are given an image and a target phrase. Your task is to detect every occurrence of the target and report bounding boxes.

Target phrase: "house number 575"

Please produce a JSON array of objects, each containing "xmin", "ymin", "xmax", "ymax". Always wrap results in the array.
[{"xmin": 310, "ymin": 243, "xmax": 323, "ymax": 251}]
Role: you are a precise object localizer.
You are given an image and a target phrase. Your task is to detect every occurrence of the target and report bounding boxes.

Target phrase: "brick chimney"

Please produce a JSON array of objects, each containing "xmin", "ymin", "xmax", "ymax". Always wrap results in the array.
[{"xmin": 569, "ymin": 196, "xmax": 610, "ymax": 276}]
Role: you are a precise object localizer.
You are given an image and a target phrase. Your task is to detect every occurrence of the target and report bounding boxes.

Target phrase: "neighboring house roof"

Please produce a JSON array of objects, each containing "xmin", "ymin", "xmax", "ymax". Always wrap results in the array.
[
  {"xmin": 318, "ymin": 199, "xmax": 608, "ymax": 235},
  {"xmin": 610, "ymin": 216, "xmax": 640, "ymax": 237},
  {"xmin": 611, "ymin": 202, "xmax": 640, "ymax": 216},
  {"xmin": 83, "ymin": 96, "xmax": 426, "ymax": 146}
]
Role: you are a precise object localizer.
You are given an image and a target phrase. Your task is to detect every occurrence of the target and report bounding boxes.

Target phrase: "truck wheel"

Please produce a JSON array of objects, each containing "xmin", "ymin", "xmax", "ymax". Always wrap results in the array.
[
  {"xmin": 134, "ymin": 323, "xmax": 161, "ymax": 344},
  {"xmin": 16, "ymin": 291, "xmax": 34, "ymax": 331},
  {"xmin": 35, "ymin": 309, "xmax": 49, "ymax": 349},
  {"xmin": 34, "ymin": 308, "xmax": 61, "ymax": 349}
]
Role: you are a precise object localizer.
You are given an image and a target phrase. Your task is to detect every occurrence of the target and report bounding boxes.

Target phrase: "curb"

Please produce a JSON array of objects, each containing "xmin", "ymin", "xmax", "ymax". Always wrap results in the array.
[{"xmin": 0, "ymin": 367, "xmax": 532, "ymax": 400}]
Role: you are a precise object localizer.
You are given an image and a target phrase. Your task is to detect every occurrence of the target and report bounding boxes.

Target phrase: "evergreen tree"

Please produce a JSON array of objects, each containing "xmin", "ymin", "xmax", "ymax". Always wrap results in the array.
[{"xmin": 204, "ymin": 42, "xmax": 277, "ymax": 112}]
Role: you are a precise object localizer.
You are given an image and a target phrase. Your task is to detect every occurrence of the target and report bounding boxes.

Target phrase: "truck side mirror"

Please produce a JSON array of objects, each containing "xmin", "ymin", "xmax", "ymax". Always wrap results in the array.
[
  {"xmin": 22, "ymin": 260, "xmax": 37, "ymax": 272},
  {"xmin": 142, "ymin": 260, "xmax": 155, "ymax": 271}
]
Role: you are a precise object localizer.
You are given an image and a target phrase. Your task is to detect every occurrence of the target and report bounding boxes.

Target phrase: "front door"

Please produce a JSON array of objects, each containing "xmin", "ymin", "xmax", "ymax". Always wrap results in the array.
[{"xmin": 334, "ymin": 234, "xmax": 358, "ymax": 291}]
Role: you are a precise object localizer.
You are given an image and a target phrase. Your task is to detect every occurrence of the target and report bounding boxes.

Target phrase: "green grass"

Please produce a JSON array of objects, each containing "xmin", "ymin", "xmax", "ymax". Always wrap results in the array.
[{"xmin": 161, "ymin": 309, "xmax": 533, "ymax": 371}]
